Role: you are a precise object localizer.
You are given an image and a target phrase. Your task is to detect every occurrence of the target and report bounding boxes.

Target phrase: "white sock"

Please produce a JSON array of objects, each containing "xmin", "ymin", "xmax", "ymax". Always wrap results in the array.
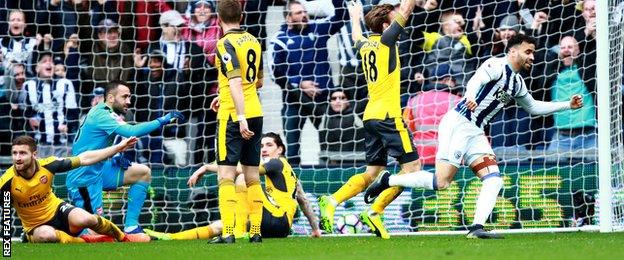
[
  {"xmin": 124, "ymin": 225, "xmax": 139, "ymax": 233},
  {"xmin": 472, "ymin": 174, "xmax": 503, "ymax": 226},
  {"xmin": 388, "ymin": 170, "xmax": 435, "ymax": 190}
]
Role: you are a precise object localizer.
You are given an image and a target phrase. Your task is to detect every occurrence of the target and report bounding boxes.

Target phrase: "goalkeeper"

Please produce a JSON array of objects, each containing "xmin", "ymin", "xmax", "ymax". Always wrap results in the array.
[
  {"xmin": 144, "ymin": 133, "xmax": 321, "ymax": 241},
  {"xmin": 66, "ymin": 80, "xmax": 185, "ymax": 234}
]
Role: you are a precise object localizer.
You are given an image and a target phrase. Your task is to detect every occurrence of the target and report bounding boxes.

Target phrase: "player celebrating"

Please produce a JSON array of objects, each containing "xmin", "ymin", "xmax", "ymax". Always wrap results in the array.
[
  {"xmin": 318, "ymin": 0, "xmax": 422, "ymax": 239},
  {"xmin": 364, "ymin": 34, "xmax": 583, "ymax": 239},
  {"xmin": 0, "ymin": 135, "xmax": 149, "ymax": 243},
  {"xmin": 66, "ymin": 80, "xmax": 185, "ymax": 234},
  {"xmin": 211, "ymin": 0, "xmax": 265, "ymax": 243},
  {"xmin": 144, "ymin": 133, "xmax": 321, "ymax": 241}
]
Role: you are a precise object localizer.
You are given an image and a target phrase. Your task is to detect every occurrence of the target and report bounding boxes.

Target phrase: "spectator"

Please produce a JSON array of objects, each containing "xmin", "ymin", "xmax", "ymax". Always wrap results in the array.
[
  {"xmin": 545, "ymin": 36, "xmax": 596, "ymax": 152},
  {"xmin": 403, "ymin": 64, "xmax": 461, "ymax": 165},
  {"xmin": 0, "ymin": 10, "xmax": 49, "ymax": 77},
  {"xmin": 138, "ymin": 5, "xmax": 217, "ymax": 164},
  {"xmin": 140, "ymin": 9, "xmax": 209, "ymax": 165},
  {"xmin": 7, "ymin": 64, "xmax": 27, "ymax": 134},
  {"xmin": 134, "ymin": 49, "xmax": 189, "ymax": 166},
  {"xmin": 181, "ymin": 0, "xmax": 221, "ymax": 66},
  {"xmin": 520, "ymin": 0, "xmax": 582, "ymax": 48},
  {"xmin": 319, "ymin": 90, "xmax": 365, "ymax": 158},
  {"xmin": 24, "ymin": 52, "xmax": 79, "ymax": 157},
  {"xmin": 399, "ymin": 0, "xmax": 440, "ymax": 101},
  {"xmin": 573, "ymin": 0, "xmax": 596, "ymax": 98},
  {"xmin": 243, "ymin": 0, "xmax": 270, "ymax": 50},
  {"xmin": 47, "ymin": 0, "xmax": 79, "ymax": 39},
  {"xmin": 80, "ymin": 18, "xmax": 134, "ymax": 109},
  {"xmin": 421, "ymin": 10, "xmax": 478, "ymax": 87},
  {"xmin": 62, "ymin": 33, "xmax": 81, "ymax": 82},
  {"xmin": 479, "ymin": 14, "xmax": 520, "ymax": 59},
  {"xmin": 0, "ymin": 63, "xmax": 27, "ymax": 154},
  {"xmin": 269, "ymin": 0, "xmax": 348, "ymax": 165},
  {"xmin": 153, "ymin": 0, "xmax": 221, "ymax": 65},
  {"xmin": 140, "ymin": 10, "xmax": 206, "ymax": 79}
]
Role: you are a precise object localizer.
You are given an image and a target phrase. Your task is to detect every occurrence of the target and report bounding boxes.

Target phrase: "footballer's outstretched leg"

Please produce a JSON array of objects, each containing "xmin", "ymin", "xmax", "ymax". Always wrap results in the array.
[{"xmin": 364, "ymin": 171, "xmax": 391, "ymax": 204}]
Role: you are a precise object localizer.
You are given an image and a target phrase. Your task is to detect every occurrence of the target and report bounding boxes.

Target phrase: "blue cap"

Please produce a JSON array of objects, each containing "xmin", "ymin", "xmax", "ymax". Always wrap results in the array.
[
  {"xmin": 93, "ymin": 87, "xmax": 105, "ymax": 96},
  {"xmin": 194, "ymin": 0, "xmax": 215, "ymax": 9},
  {"xmin": 432, "ymin": 64, "xmax": 452, "ymax": 80}
]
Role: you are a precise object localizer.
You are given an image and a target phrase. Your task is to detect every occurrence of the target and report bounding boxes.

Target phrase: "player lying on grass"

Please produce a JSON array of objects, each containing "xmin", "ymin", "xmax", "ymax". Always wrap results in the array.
[
  {"xmin": 364, "ymin": 34, "xmax": 583, "ymax": 239},
  {"xmin": 0, "ymin": 135, "xmax": 150, "ymax": 243},
  {"xmin": 144, "ymin": 133, "xmax": 321, "ymax": 241},
  {"xmin": 318, "ymin": 0, "xmax": 422, "ymax": 239}
]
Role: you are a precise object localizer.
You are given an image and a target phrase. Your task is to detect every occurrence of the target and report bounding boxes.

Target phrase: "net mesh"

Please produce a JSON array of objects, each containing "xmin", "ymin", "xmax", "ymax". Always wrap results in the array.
[{"xmin": 0, "ymin": 0, "xmax": 618, "ymax": 236}]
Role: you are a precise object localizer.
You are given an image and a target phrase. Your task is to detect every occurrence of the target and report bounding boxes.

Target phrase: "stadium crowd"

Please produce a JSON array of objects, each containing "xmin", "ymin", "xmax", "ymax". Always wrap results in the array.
[{"xmin": 0, "ymin": 0, "xmax": 600, "ymax": 166}]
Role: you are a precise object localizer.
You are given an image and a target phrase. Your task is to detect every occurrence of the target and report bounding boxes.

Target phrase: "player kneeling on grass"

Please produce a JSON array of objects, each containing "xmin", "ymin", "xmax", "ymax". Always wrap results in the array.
[
  {"xmin": 0, "ymin": 136, "xmax": 150, "ymax": 243},
  {"xmin": 144, "ymin": 133, "xmax": 321, "ymax": 241}
]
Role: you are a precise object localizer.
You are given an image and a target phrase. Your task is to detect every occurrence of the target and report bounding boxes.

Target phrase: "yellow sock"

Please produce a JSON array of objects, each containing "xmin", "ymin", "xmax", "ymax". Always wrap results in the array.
[
  {"xmin": 55, "ymin": 230, "xmax": 85, "ymax": 243},
  {"xmin": 218, "ymin": 179, "xmax": 236, "ymax": 237},
  {"xmin": 170, "ymin": 226, "xmax": 215, "ymax": 240},
  {"xmin": 234, "ymin": 184, "xmax": 249, "ymax": 237},
  {"xmin": 333, "ymin": 173, "xmax": 372, "ymax": 204},
  {"xmin": 371, "ymin": 186, "xmax": 404, "ymax": 214},
  {"xmin": 91, "ymin": 215, "xmax": 125, "ymax": 241},
  {"xmin": 371, "ymin": 171, "xmax": 405, "ymax": 214},
  {"xmin": 246, "ymin": 180, "xmax": 263, "ymax": 236}
]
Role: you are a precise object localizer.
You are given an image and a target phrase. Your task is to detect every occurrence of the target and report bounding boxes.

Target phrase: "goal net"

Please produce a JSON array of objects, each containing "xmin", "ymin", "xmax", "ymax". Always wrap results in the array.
[{"xmin": 0, "ymin": 0, "xmax": 621, "ymax": 237}]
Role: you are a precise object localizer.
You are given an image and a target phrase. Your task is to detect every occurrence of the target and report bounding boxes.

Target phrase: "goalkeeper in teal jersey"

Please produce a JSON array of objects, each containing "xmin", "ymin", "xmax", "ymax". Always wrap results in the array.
[{"xmin": 66, "ymin": 80, "xmax": 185, "ymax": 234}]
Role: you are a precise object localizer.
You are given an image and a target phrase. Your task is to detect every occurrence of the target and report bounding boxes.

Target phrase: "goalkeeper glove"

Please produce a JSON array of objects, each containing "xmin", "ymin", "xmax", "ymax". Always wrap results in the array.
[{"xmin": 157, "ymin": 111, "xmax": 185, "ymax": 126}]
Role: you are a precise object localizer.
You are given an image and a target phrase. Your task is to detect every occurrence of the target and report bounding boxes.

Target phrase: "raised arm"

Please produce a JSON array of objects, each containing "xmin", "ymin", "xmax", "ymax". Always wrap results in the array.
[
  {"xmin": 295, "ymin": 181, "xmax": 321, "ymax": 237},
  {"xmin": 398, "ymin": 0, "xmax": 419, "ymax": 20},
  {"xmin": 380, "ymin": 0, "xmax": 418, "ymax": 46},
  {"xmin": 328, "ymin": 0, "xmax": 349, "ymax": 35},
  {"xmin": 113, "ymin": 120, "xmax": 163, "ymax": 138},
  {"xmin": 348, "ymin": 1, "xmax": 364, "ymax": 42}
]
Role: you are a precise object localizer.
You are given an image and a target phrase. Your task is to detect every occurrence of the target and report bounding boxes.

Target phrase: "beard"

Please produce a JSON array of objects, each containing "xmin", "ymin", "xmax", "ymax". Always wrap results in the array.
[
  {"xmin": 112, "ymin": 104, "xmax": 127, "ymax": 115},
  {"xmin": 14, "ymin": 157, "xmax": 34, "ymax": 176},
  {"xmin": 291, "ymin": 22, "xmax": 307, "ymax": 32}
]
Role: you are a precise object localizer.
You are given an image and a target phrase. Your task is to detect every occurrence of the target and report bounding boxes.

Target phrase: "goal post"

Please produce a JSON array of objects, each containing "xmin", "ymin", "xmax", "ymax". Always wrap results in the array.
[{"xmin": 597, "ymin": 0, "xmax": 624, "ymax": 233}]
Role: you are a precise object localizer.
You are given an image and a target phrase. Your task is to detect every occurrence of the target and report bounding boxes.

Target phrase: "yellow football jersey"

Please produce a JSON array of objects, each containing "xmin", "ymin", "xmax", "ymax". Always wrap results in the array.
[
  {"xmin": 215, "ymin": 28, "xmax": 263, "ymax": 121},
  {"xmin": 355, "ymin": 15, "xmax": 407, "ymax": 121},
  {"xmin": 260, "ymin": 157, "xmax": 298, "ymax": 225},
  {"xmin": 0, "ymin": 156, "xmax": 80, "ymax": 233}
]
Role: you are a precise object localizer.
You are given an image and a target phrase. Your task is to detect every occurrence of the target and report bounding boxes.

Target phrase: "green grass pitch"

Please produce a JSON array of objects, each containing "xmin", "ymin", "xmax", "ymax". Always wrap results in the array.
[{"xmin": 10, "ymin": 232, "xmax": 624, "ymax": 259}]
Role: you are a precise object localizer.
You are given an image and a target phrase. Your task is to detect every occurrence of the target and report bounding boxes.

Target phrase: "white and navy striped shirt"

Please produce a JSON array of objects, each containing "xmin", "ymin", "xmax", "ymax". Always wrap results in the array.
[
  {"xmin": 454, "ymin": 57, "xmax": 528, "ymax": 129},
  {"xmin": 0, "ymin": 36, "xmax": 38, "ymax": 73},
  {"xmin": 25, "ymin": 78, "xmax": 78, "ymax": 144},
  {"xmin": 159, "ymin": 39, "xmax": 187, "ymax": 70},
  {"xmin": 337, "ymin": 22, "xmax": 364, "ymax": 67}
]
